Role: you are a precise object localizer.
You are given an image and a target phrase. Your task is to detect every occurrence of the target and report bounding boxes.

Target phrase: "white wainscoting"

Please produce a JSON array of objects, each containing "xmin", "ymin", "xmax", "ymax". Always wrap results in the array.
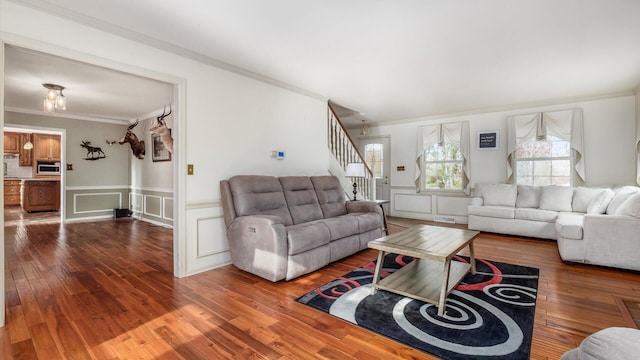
[
  {"xmin": 185, "ymin": 201, "xmax": 231, "ymax": 276},
  {"xmin": 72, "ymin": 192, "xmax": 123, "ymax": 214},
  {"xmin": 390, "ymin": 187, "xmax": 473, "ymax": 223},
  {"xmin": 130, "ymin": 188, "xmax": 173, "ymax": 226}
]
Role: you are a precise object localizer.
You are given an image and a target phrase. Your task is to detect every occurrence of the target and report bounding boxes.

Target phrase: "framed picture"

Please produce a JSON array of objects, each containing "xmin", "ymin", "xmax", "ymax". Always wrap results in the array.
[
  {"xmin": 477, "ymin": 130, "xmax": 499, "ymax": 150},
  {"xmin": 152, "ymin": 133, "xmax": 172, "ymax": 162}
]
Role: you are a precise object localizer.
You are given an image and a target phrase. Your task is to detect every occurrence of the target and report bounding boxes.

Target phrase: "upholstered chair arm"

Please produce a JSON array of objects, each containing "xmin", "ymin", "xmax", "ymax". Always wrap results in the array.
[
  {"xmin": 346, "ymin": 200, "xmax": 383, "ymax": 217},
  {"xmin": 226, "ymin": 215, "xmax": 288, "ymax": 282}
]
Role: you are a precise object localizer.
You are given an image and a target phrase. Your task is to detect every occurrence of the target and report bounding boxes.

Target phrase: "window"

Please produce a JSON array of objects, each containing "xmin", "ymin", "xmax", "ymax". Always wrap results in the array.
[
  {"xmin": 415, "ymin": 121, "xmax": 470, "ymax": 193},
  {"xmin": 506, "ymin": 109, "xmax": 584, "ymax": 186},
  {"xmin": 515, "ymin": 135, "xmax": 571, "ymax": 186},
  {"xmin": 423, "ymin": 142, "xmax": 464, "ymax": 190},
  {"xmin": 364, "ymin": 143, "xmax": 383, "ymax": 178}
]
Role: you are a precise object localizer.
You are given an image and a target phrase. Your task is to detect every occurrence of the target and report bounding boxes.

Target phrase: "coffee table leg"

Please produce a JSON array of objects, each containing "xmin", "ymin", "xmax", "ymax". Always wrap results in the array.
[
  {"xmin": 371, "ymin": 251, "xmax": 385, "ymax": 295},
  {"xmin": 438, "ymin": 260, "xmax": 452, "ymax": 317},
  {"xmin": 469, "ymin": 241, "xmax": 476, "ymax": 275}
]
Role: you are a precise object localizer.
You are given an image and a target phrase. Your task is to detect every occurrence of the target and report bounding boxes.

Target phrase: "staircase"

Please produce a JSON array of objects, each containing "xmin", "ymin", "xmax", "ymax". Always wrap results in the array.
[{"xmin": 327, "ymin": 102, "xmax": 374, "ymax": 200}]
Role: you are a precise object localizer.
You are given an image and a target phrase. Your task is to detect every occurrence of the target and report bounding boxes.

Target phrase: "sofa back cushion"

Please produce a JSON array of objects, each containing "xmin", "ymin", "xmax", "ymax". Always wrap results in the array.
[
  {"xmin": 279, "ymin": 176, "xmax": 324, "ymax": 224},
  {"xmin": 607, "ymin": 186, "xmax": 640, "ymax": 215},
  {"xmin": 227, "ymin": 175, "xmax": 293, "ymax": 226},
  {"xmin": 310, "ymin": 176, "xmax": 347, "ymax": 218},
  {"xmin": 475, "ymin": 183, "xmax": 517, "ymax": 207},
  {"xmin": 516, "ymin": 185, "xmax": 540, "ymax": 208},
  {"xmin": 615, "ymin": 193, "xmax": 640, "ymax": 218},
  {"xmin": 587, "ymin": 188, "xmax": 615, "ymax": 214},
  {"xmin": 539, "ymin": 186, "xmax": 574, "ymax": 212},
  {"xmin": 572, "ymin": 187, "xmax": 606, "ymax": 213}
]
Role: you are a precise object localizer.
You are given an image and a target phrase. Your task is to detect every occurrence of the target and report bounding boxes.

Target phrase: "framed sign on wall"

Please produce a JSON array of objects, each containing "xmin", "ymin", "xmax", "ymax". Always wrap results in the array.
[{"xmin": 477, "ymin": 130, "xmax": 499, "ymax": 150}]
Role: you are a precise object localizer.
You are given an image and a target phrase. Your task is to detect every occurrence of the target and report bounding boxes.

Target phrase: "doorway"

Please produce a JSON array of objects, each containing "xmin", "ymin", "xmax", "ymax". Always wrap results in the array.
[
  {"xmin": 3, "ymin": 127, "xmax": 65, "ymax": 226},
  {"xmin": 359, "ymin": 136, "xmax": 391, "ymax": 213}
]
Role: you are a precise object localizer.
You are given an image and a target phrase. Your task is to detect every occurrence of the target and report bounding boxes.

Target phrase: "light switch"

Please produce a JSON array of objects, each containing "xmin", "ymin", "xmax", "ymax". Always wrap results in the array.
[{"xmin": 187, "ymin": 164, "xmax": 194, "ymax": 175}]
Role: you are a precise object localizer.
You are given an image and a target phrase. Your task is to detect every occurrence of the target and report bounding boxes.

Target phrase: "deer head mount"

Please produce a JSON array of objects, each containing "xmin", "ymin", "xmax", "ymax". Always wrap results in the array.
[
  {"xmin": 119, "ymin": 119, "xmax": 145, "ymax": 159},
  {"xmin": 149, "ymin": 104, "xmax": 173, "ymax": 154}
]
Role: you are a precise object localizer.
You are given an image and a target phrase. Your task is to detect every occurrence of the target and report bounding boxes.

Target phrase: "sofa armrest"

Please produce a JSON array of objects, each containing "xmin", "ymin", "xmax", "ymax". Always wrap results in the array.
[
  {"xmin": 226, "ymin": 215, "xmax": 288, "ymax": 282},
  {"xmin": 469, "ymin": 197, "xmax": 484, "ymax": 206},
  {"xmin": 346, "ymin": 201, "xmax": 383, "ymax": 218},
  {"xmin": 582, "ymin": 214, "xmax": 640, "ymax": 270}
]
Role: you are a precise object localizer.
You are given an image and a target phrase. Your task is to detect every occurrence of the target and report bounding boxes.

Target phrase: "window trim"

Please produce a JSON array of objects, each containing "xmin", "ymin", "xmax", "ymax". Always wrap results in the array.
[{"xmin": 421, "ymin": 145, "xmax": 465, "ymax": 192}]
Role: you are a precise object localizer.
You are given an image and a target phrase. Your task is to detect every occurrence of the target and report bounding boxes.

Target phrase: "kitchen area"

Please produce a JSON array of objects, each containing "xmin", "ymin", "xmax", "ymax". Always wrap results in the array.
[{"xmin": 4, "ymin": 129, "xmax": 62, "ymax": 223}]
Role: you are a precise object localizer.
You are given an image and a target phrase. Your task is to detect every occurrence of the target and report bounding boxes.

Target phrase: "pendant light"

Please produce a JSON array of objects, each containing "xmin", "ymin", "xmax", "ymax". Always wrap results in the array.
[{"xmin": 23, "ymin": 133, "xmax": 33, "ymax": 150}]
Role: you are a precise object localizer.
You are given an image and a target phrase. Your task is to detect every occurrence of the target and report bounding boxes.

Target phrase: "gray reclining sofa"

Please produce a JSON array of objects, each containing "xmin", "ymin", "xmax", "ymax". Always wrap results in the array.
[{"xmin": 220, "ymin": 175, "xmax": 385, "ymax": 281}]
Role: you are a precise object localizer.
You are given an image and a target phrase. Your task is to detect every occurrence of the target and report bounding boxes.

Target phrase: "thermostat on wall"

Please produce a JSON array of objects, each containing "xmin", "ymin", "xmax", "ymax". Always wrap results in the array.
[{"xmin": 271, "ymin": 150, "xmax": 285, "ymax": 160}]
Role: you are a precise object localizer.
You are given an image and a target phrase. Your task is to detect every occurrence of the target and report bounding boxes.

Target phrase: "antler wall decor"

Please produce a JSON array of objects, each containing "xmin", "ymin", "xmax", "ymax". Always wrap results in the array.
[
  {"xmin": 149, "ymin": 104, "xmax": 173, "ymax": 154},
  {"xmin": 119, "ymin": 119, "xmax": 145, "ymax": 159}
]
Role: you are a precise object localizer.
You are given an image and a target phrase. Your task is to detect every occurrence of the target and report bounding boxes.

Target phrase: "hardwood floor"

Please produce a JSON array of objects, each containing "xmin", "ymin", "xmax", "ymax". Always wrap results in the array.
[{"xmin": 2, "ymin": 216, "xmax": 639, "ymax": 359}]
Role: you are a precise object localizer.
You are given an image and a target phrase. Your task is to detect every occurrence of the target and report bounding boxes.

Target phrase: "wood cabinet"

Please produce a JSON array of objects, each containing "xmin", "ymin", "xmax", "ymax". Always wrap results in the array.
[
  {"xmin": 4, "ymin": 179, "xmax": 22, "ymax": 206},
  {"xmin": 3, "ymin": 132, "xmax": 20, "ymax": 153},
  {"xmin": 21, "ymin": 180, "xmax": 60, "ymax": 212},
  {"xmin": 19, "ymin": 133, "xmax": 33, "ymax": 166},
  {"xmin": 33, "ymin": 133, "xmax": 61, "ymax": 161}
]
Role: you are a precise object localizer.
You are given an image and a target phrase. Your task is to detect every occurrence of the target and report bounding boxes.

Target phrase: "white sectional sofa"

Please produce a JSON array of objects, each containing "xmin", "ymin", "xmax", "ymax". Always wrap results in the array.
[{"xmin": 468, "ymin": 183, "xmax": 640, "ymax": 271}]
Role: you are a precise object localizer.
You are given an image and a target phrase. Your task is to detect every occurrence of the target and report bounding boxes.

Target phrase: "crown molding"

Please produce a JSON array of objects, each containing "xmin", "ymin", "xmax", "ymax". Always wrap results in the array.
[
  {"xmin": 8, "ymin": 0, "xmax": 327, "ymax": 103},
  {"xmin": 370, "ymin": 91, "xmax": 637, "ymax": 128}
]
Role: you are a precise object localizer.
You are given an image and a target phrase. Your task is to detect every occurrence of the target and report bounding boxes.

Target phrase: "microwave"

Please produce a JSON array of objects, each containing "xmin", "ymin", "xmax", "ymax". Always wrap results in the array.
[{"xmin": 37, "ymin": 162, "xmax": 61, "ymax": 175}]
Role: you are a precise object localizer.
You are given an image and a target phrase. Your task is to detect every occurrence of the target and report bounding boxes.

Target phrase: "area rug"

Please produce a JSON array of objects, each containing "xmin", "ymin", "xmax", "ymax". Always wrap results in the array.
[{"xmin": 297, "ymin": 254, "xmax": 539, "ymax": 360}]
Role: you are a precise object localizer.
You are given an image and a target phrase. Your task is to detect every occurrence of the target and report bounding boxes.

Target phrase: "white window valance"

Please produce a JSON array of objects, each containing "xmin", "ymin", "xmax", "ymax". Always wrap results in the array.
[
  {"xmin": 506, "ymin": 108, "xmax": 584, "ymax": 184},
  {"xmin": 414, "ymin": 121, "xmax": 471, "ymax": 194}
]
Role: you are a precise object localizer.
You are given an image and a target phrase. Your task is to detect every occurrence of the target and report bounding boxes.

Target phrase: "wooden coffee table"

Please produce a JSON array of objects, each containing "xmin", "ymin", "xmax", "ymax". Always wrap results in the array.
[{"xmin": 368, "ymin": 225, "xmax": 479, "ymax": 316}]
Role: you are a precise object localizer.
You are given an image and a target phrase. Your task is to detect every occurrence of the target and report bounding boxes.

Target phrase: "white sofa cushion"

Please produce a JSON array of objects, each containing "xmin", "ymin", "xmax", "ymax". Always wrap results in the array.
[
  {"xmin": 475, "ymin": 183, "xmax": 517, "ymax": 207},
  {"xmin": 516, "ymin": 185, "xmax": 540, "ymax": 208},
  {"xmin": 607, "ymin": 186, "xmax": 640, "ymax": 215},
  {"xmin": 572, "ymin": 187, "xmax": 606, "ymax": 213},
  {"xmin": 515, "ymin": 208, "xmax": 558, "ymax": 222},
  {"xmin": 539, "ymin": 186, "xmax": 574, "ymax": 212},
  {"xmin": 467, "ymin": 205, "xmax": 515, "ymax": 219},
  {"xmin": 586, "ymin": 188, "xmax": 615, "ymax": 214},
  {"xmin": 556, "ymin": 213, "xmax": 584, "ymax": 240},
  {"xmin": 615, "ymin": 193, "xmax": 640, "ymax": 218}
]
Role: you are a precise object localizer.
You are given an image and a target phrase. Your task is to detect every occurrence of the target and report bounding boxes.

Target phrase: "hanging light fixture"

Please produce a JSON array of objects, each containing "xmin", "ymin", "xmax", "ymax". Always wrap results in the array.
[
  {"xmin": 23, "ymin": 133, "xmax": 33, "ymax": 150},
  {"xmin": 42, "ymin": 83, "xmax": 67, "ymax": 112},
  {"xmin": 359, "ymin": 119, "xmax": 368, "ymax": 136}
]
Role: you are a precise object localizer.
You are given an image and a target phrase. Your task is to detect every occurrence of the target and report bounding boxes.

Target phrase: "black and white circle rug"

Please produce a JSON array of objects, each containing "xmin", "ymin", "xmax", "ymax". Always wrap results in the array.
[{"xmin": 297, "ymin": 254, "xmax": 539, "ymax": 360}]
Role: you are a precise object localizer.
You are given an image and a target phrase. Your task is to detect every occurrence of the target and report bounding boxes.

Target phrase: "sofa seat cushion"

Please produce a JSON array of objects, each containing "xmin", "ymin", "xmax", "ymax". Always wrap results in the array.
[
  {"xmin": 346, "ymin": 212, "xmax": 382, "ymax": 233},
  {"xmin": 467, "ymin": 205, "xmax": 515, "ymax": 219},
  {"xmin": 556, "ymin": 213, "xmax": 584, "ymax": 240},
  {"xmin": 286, "ymin": 222, "xmax": 331, "ymax": 255},
  {"xmin": 515, "ymin": 208, "xmax": 558, "ymax": 222},
  {"xmin": 320, "ymin": 215, "xmax": 360, "ymax": 241}
]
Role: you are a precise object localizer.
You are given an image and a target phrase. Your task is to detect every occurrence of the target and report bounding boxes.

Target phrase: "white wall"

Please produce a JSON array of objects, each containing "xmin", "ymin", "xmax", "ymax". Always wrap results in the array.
[
  {"xmin": 636, "ymin": 91, "xmax": 640, "ymax": 184},
  {"xmin": 355, "ymin": 95, "xmax": 637, "ymax": 221},
  {"xmin": 0, "ymin": 1, "xmax": 329, "ymax": 284}
]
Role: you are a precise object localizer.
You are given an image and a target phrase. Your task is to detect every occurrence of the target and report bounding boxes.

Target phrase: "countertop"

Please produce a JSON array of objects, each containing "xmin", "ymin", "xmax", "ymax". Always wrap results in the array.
[{"xmin": 4, "ymin": 177, "xmax": 60, "ymax": 182}]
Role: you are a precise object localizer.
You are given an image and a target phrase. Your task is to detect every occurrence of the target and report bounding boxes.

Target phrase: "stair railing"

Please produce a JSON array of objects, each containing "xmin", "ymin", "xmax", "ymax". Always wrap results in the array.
[{"xmin": 327, "ymin": 102, "xmax": 374, "ymax": 200}]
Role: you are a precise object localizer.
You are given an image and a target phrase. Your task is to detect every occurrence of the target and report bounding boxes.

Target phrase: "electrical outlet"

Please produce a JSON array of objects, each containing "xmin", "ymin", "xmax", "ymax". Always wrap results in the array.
[{"xmin": 187, "ymin": 164, "xmax": 194, "ymax": 175}]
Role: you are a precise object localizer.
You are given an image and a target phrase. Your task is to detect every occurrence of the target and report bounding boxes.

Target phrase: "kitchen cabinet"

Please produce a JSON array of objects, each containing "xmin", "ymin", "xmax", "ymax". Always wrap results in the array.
[
  {"xmin": 4, "ymin": 132, "xmax": 20, "ymax": 153},
  {"xmin": 4, "ymin": 179, "xmax": 21, "ymax": 206},
  {"xmin": 21, "ymin": 180, "xmax": 60, "ymax": 212},
  {"xmin": 19, "ymin": 133, "xmax": 33, "ymax": 166},
  {"xmin": 33, "ymin": 133, "xmax": 61, "ymax": 161}
]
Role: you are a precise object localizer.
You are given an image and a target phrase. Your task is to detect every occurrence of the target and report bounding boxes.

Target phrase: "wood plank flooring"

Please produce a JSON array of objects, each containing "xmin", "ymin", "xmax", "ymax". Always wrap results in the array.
[{"xmin": 2, "ymin": 216, "xmax": 640, "ymax": 359}]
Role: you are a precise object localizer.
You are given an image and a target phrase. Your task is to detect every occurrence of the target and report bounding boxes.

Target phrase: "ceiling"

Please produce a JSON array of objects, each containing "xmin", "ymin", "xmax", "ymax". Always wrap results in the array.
[
  {"xmin": 5, "ymin": 0, "xmax": 640, "ymax": 128},
  {"xmin": 4, "ymin": 46, "xmax": 174, "ymax": 124}
]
